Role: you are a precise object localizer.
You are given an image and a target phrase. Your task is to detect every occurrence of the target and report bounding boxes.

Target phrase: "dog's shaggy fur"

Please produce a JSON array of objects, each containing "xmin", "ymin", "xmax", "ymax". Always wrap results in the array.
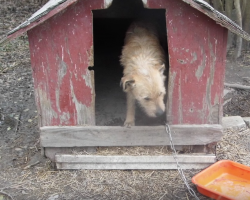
[{"xmin": 120, "ymin": 22, "xmax": 166, "ymax": 127}]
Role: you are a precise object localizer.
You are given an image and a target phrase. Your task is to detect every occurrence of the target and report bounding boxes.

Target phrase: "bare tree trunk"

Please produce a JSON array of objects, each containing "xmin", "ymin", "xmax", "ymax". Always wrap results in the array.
[
  {"xmin": 240, "ymin": 0, "xmax": 247, "ymax": 16},
  {"xmin": 212, "ymin": 0, "xmax": 224, "ymax": 13},
  {"xmin": 242, "ymin": 0, "xmax": 250, "ymax": 50},
  {"xmin": 234, "ymin": 0, "xmax": 243, "ymax": 59},
  {"xmin": 225, "ymin": 0, "xmax": 234, "ymax": 51}
]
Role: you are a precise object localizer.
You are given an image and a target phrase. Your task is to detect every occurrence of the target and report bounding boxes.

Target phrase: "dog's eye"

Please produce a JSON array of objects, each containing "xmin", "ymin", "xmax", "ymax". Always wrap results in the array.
[{"xmin": 144, "ymin": 97, "xmax": 151, "ymax": 101}]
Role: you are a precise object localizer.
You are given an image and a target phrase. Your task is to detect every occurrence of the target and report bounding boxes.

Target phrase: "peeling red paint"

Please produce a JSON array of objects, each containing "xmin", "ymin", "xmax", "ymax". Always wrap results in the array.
[
  {"xmin": 27, "ymin": 0, "xmax": 227, "ymax": 126},
  {"xmin": 148, "ymin": 0, "xmax": 227, "ymax": 125},
  {"xmin": 28, "ymin": 0, "xmax": 103, "ymax": 126}
]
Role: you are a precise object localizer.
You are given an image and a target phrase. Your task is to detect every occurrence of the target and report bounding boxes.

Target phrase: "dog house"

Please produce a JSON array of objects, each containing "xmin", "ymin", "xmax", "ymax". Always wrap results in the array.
[{"xmin": 2, "ymin": 0, "xmax": 250, "ymax": 169}]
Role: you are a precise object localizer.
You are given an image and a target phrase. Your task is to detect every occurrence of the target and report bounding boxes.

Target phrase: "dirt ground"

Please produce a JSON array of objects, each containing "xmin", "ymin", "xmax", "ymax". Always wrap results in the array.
[{"xmin": 0, "ymin": 1, "xmax": 250, "ymax": 200}]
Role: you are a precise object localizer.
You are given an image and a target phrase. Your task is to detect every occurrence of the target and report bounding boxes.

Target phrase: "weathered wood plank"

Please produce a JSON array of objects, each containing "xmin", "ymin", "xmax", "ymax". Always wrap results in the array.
[
  {"xmin": 225, "ymin": 83, "xmax": 250, "ymax": 90},
  {"xmin": 149, "ymin": 0, "xmax": 227, "ymax": 124},
  {"xmin": 55, "ymin": 154, "xmax": 216, "ymax": 170},
  {"xmin": 44, "ymin": 147, "xmax": 97, "ymax": 162},
  {"xmin": 28, "ymin": 0, "xmax": 104, "ymax": 126},
  {"xmin": 40, "ymin": 125, "xmax": 223, "ymax": 147}
]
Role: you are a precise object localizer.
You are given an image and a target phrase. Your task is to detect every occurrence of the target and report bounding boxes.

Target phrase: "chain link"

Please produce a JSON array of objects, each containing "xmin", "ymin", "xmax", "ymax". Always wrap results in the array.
[{"xmin": 165, "ymin": 124, "xmax": 200, "ymax": 200}]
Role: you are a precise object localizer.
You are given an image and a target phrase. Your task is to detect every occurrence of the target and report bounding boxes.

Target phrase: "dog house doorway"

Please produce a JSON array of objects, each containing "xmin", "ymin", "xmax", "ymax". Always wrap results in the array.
[{"xmin": 92, "ymin": 0, "xmax": 168, "ymax": 126}]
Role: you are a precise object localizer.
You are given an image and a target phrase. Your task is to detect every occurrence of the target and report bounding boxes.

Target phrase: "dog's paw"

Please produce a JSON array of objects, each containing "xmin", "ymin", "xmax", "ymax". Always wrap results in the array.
[{"xmin": 124, "ymin": 120, "xmax": 135, "ymax": 128}]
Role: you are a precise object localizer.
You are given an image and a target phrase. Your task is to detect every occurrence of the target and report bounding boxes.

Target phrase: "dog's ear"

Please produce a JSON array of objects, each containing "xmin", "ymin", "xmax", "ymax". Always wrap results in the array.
[
  {"xmin": 159, "ymin": 64, "xmax": 165, "ymax": 74},
  {"xmin": 154, "ymin": 63, "xmax": 165, "ymax": 74},
  {"xmin": 120, "ymin": 76, "xmax": 135, "ymax": 92}
]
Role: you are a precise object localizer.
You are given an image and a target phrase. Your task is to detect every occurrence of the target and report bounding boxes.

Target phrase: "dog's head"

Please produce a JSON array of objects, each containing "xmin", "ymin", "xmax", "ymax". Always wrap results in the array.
[{"xmin": 121, "ymin": 64, "xmax": 166, "ymax": 117}]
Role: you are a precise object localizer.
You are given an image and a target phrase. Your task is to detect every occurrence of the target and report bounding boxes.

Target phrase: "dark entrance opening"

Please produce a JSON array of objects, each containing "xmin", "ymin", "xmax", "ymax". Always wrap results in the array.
[{"xmin": 92, "ymin": 0, "xmax": 168, "ymax": 126}]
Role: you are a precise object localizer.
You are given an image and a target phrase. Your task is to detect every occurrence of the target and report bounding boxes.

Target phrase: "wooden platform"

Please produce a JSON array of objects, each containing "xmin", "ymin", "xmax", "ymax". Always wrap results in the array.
[
  {"xmin": 40, "ymin": 124, "xmax": 222, "ymax": 170},
  {"xmin": 55, "ymin": 154, "xmax": 216, "ymax": 170},
  {"xmin": 40, "ymin": 124, "xmax": 223, "ymax": 147}
]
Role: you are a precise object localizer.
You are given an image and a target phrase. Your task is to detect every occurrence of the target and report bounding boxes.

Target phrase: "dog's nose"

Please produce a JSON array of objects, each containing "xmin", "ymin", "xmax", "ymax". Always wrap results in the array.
[{"xmin": 155, "ymin": 108, "xmax": 164, "ymax": 117}]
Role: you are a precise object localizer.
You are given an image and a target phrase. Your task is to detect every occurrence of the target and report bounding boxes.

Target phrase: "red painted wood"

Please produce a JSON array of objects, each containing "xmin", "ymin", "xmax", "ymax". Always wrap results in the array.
[
  {"xmin": 28, "ymin": 0, "xmax": 104, "ymax": 126},
  {"xmin": 148, "ymin": 0, "xmax": 227, "ymax": 124}
]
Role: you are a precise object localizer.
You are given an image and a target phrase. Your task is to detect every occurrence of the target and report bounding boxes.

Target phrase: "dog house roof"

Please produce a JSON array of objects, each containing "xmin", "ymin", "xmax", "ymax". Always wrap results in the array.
[{"xmin": 1, "ymin": 0, "xmax": 250, "ymax": 45}]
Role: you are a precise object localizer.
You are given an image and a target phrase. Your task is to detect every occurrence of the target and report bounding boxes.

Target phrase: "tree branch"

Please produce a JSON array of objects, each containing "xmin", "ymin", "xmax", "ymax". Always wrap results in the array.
[
  {"xmin": 234, "ymin": 0, "xmax": 243, "ymax": 59},
  {"xmin": 225, "ymin": 83, "xmax": 250, "ymax": 90}
]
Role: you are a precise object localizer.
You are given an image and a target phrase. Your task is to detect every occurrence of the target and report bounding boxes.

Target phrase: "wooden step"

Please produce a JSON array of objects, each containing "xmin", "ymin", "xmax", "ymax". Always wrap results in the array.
[
  {"xmin": 55, "ymin": 154, "xmax": 216, "ymax": 170},
  {"xmin": 41, "ymin": 124, "xmax": 223, "ymax": 147}
]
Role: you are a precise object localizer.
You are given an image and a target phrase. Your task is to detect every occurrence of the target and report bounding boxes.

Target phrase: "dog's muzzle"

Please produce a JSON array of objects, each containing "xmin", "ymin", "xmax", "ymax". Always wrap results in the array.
[{"xmin": 155, "ymin": 107, "xmax": 164, "ymax": 117}]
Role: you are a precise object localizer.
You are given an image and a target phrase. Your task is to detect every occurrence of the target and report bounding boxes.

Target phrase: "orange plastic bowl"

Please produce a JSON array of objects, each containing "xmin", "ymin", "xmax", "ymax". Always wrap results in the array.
[{"xmin": 192, "ymin": 160, "xmax": 250, "ymax": 200}]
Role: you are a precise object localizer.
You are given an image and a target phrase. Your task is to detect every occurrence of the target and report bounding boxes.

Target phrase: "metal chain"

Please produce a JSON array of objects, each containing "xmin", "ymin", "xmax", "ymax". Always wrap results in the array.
[{"xmin": 165, "ymin": 124, "xmax": 200, "ymax": 200}]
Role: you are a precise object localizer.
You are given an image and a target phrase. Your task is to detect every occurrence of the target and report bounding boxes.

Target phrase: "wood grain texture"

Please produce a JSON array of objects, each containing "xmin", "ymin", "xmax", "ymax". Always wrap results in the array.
[
  {"xmin": 148, "ymin": 0, "xmax": 227, "ymax": 125},
  {"xmin": 28, "ymin": 0, "xmax": 104, "ymax": 126},
  {"xmin": 55, "ymin": 154, "xmax": 216, "ymax": 169},
  {"xmin": 40, "ymin": 125, "xmax": 223, "ymax": 147}
]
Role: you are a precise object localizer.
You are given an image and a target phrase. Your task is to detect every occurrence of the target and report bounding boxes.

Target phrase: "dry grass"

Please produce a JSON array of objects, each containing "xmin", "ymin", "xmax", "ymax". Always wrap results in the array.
[
  {"xmin": 217, "ymin": 128, "xmax": 250, "ymax": 166},
  {"xmin": 72, "ymin": 146, "xmax": 172, "ymax": 156},
  {"xmin": 1, "ymin": 1, "xmax": 250, "ymax": 200},
  {"xmin": 0, "ymin": 163, "xmax": 206, "ymax": 200},
  {"xmin": 1, "ymin": 128, "xmax": 250, "ymax": 199}
]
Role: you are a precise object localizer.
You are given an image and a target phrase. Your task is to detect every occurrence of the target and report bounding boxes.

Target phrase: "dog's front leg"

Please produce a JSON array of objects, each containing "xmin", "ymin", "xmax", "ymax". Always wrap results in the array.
[{"xmin": 124, "ymin": 92, "xmax": 135, "ymax": 127}]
